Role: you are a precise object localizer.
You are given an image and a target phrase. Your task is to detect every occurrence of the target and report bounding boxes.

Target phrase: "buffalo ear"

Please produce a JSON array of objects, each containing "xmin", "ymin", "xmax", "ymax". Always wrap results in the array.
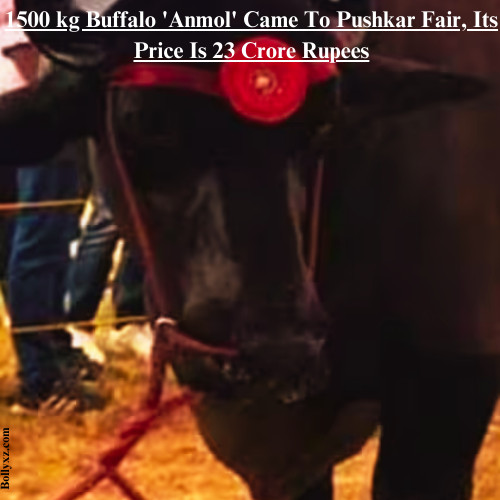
[{"xmin": 341, "ymin": 54, "xmax": 488, "ymax": 114}]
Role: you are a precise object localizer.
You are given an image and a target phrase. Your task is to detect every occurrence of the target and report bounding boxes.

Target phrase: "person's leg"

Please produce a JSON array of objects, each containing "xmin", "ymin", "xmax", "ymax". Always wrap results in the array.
[
  {"xmin": 8, "ymin": 162, "xmax": 80, "ymax": 405},
  {"xmin": 373, "ymin": 341, "xmax": 497, "ymax": 500},
  {"xmin": 65, "ymin": 189, "xmax": 119, "ymax": 322},
  {"xmin": 0, "ymin": 167, "xmax": 16, "ymax": 283},
  {"xmin": 65, "ymin": 186, "xmax": 149, "ymax": 361}
]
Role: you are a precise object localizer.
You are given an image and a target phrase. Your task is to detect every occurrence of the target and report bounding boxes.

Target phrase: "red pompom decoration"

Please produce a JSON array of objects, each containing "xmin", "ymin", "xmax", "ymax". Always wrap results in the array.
[{"xmin": 220, "ymin": 37, "xmax": 309, "ymax": 124}]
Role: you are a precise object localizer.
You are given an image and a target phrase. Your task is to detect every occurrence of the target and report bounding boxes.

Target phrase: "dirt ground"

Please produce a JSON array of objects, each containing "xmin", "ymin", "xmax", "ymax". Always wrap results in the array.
[{"xmin": 0, "ymin": 292, "xmax": 499, "ymax": 500}]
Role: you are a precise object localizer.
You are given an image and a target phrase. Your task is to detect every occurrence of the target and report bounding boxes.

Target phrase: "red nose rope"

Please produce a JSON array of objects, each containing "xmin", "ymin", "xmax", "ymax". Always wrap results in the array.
[{"xmin": 52, "ymin": 37, "xmax": 334, "ymax": 500}]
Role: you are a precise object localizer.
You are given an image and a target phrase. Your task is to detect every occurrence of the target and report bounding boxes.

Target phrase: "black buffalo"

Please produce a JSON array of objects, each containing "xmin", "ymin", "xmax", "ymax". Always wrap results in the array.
[{"xmin": 0, "ymin": 1, "xmax": 499, "ymax": 498}]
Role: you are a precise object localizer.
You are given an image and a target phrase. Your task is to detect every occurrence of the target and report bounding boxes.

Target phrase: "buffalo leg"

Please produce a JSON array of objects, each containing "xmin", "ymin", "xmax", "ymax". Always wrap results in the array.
[{"xmin": 373, "ymin": 342, "xmax": 497, "ymax": 500}]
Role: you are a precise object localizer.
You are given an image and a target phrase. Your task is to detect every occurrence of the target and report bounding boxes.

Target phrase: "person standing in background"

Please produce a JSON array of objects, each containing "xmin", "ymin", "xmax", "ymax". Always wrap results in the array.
[
  {"xmin": 0, "ymin": 0, "xmax": 28, "ymax": 286},
  {"xmin": 65, "ymin": 139, "xmax": 149, "ymax": 362},
  {"xmin": 1, "ymin": 5, "xmax": 103, "ymax": 413}
]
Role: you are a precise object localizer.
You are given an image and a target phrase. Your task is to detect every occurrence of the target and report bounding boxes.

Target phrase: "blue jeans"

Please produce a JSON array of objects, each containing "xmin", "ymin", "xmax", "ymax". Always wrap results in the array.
[
  {"xmin": 8, "ymin": 164, "xmax": 80, "ymax": 402},
  {"xmin": 0, "ymin": 167, "xmax": 16, "ymax": 281},
  {"xmin": 65, "ymin": 187, "xmax": 145, "ymax": 322}
]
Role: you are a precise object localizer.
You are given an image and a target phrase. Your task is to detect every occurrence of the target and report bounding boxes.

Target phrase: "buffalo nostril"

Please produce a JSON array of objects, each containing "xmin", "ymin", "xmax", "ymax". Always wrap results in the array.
[
  {"xmin": 239, "ymin": 330, "xmax": 329, "ymax": 378},
  {"xmin": 233, "ymin": 333, "xmax": 331, "ymax": 402}
]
